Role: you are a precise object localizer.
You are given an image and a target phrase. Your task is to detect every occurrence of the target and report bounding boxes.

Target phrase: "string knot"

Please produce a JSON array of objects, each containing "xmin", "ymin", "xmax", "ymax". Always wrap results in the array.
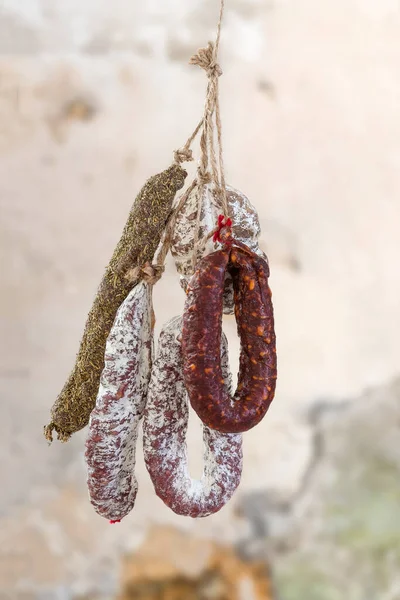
[
  {"xmin": 109, "ymin": 520, "xmax": 121, "ymax": 524},
  {"xmin": 190, "ymin": 42, "xmax": 223, "ymax": 79},
  {"xmin": 197, "ymin": 169, "xmax": 212, "ymax": 185},
  {"xmin": 173, "ymin": 146, "xmax": 193, "ymax": 164},
  {"xmin": 125, "ymin": 262, "xmax": 165, "ymax": 286},
  {"xmin": 213, "ymin": 214, "xmax": 232, "ymax": 244}
]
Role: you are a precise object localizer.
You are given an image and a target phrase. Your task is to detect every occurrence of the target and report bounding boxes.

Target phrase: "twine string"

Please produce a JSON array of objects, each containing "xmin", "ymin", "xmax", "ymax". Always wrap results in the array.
[
  {"xmin": 130, "ymin": 0, "xmax": 229, "ymax": 282},
  {"xmin": 173, "ymin": 118, "xmax": 203, "ymax": 165},
  {"xmin": 189, "ymin": 0, "xmax": 229, "ymax": 272}
]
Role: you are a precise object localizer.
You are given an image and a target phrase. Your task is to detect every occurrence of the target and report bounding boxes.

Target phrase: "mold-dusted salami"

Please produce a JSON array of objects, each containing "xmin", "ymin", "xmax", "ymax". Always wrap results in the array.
[
  {"xmin": 171, "ymin": 183, "xmax": 267, "ymax": 314},
  {"xmin": 182, "ymin": 243, "xmax": 277, "ymax": 434},
  {"xmin": 143, "ymin": 316, "xmax": 242, "ymax": 518},
  {"xmin": 85, "ymin": 281, "xmax": 153, "ymax": 521}
]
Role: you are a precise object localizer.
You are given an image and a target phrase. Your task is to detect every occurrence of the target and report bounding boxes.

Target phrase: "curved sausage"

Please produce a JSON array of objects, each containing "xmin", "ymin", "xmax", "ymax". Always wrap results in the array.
[
  {"xmin": 143, "ymin": 316, "xmax": 242, "ymax": 518},
  {"xmin": 85, "ymin": 281, "xmax": 153, "ymax": 521},
  {"xmin": 182, "ymin": 243, "xmax": 277, "ymax": 433}
]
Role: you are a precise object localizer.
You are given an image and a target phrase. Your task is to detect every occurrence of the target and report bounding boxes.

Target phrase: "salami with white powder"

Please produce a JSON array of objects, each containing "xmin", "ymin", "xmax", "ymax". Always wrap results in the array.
[
  {"xmin": 85, "ymin": 281, "xmax": 154, "ymax": 521},
  {"xmin": 143, "ymin": 316, "xmax": 242, "ymax": 518}
]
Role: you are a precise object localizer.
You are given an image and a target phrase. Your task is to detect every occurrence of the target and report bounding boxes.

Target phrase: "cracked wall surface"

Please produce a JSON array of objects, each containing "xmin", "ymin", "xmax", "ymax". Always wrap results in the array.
[{"xmin": 0, "ymin": 0, "xmax": 399, "ymax": 598}]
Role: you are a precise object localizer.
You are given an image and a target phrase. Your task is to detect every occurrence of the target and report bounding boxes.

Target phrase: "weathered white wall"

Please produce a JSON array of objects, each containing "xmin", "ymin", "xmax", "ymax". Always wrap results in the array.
[{"xmin": 1, "ymin": 0, "xmax": 400, "ymax": 597}]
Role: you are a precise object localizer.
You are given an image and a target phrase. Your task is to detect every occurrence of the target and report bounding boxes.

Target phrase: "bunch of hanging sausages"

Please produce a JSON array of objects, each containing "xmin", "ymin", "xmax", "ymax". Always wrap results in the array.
[{"xmin": 85, "ymin": 186, "xmax": 277, "ymax": 522}]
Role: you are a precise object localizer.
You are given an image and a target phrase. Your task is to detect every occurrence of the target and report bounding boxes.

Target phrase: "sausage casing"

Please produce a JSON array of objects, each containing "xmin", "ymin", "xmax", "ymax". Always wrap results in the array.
[
  {"xmin": 182, "ymin": 244, "xmax": 277, "ymax": 433},
  {"xmin": 143, "ymin": 316, "xmax": 242, "ymax": 518}
]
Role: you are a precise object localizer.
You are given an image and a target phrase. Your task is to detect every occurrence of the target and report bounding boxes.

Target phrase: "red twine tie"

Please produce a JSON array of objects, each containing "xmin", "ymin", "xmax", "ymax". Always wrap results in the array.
[
  {"xmin": 109, "ymin": 519, "xmax": 121, "ymax": 524},
  {"xmin": 213, "ymin": 214, "xmax": 232, "ymax": 244}
]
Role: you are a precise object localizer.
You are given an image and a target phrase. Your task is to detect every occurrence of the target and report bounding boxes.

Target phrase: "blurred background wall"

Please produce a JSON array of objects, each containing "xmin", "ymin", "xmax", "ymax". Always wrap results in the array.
[{"xmin": 1, "ymin": 1, "xmax": 400, "ymax": 598}]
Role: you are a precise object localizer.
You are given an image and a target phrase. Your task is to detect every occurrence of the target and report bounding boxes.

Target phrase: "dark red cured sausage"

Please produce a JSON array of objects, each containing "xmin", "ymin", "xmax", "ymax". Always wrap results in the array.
[{"xmin": 182, "ymin": 242, "xmax": 277, "ymax": 434}]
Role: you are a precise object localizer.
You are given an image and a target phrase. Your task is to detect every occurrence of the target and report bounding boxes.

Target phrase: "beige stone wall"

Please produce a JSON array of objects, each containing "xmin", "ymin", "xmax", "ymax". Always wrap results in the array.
[{"xmin": 1, "ymin": 1, "xmax": 399, "ymax": 598}]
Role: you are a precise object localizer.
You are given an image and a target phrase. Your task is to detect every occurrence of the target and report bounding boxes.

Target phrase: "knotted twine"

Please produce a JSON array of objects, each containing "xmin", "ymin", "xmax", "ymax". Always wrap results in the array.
[
  {"xmin": 188, "ymin": 0, "xmax": 231, "ymax": 271},
  {"xmin": 132, "ymin": 0, "xmax": 231, "ymax": 277},
  {"xmin": 120, "ymin": 0, "xmax": 230, "ymax": 285}
]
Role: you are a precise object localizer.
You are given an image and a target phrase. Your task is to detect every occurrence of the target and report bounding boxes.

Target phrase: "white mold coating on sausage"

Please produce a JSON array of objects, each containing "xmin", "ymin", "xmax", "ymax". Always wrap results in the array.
[
  {"xmin": 170, "ymin": 183, "xmax": 266, "ymax": 313},
  {"xmin": 143, "ymin": 315, "xmax": 243, "ymax": 518},
  {"xmin": 85, "ymin": 281, "xmax": 153, "ymax": 521}
]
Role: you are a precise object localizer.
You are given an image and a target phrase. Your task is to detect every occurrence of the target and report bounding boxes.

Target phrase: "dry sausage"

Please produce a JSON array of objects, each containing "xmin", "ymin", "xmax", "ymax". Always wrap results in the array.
[
  {"xmin": 143, "ymin": 316, "xmax": 242, "ymax": 518},
  {"xmin": 85, "ymin": 281, "xmax": 153, "ymax": 521},
  {"xmin": 45, "ymin": 164, "xmax": 186, "ymax": 442},
  {"xmin": 182, "ymin": 242, "xmax": 277, "ymax": 433}
]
